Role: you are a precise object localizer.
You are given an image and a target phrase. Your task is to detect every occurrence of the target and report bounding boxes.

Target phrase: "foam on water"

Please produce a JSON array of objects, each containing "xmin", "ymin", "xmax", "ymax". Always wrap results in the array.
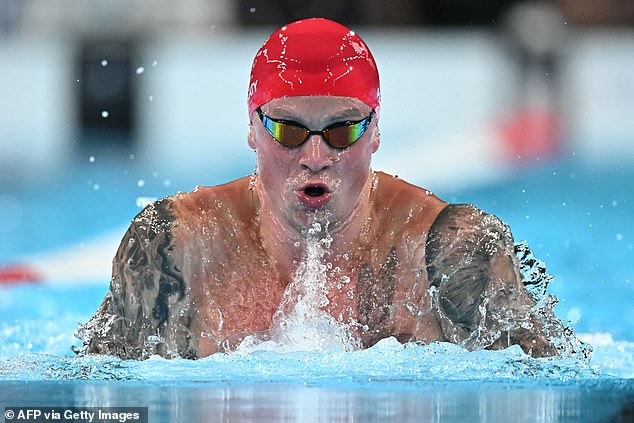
[{"xmin": 3, "ymin": 334, "xmax": 632, "ymax": 384}]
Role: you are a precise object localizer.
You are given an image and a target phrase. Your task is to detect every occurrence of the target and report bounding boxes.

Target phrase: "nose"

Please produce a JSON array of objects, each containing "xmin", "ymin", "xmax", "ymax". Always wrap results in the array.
[{"xmin": 298, "ymin": 135, "xmax": 334, "ymax": 172}]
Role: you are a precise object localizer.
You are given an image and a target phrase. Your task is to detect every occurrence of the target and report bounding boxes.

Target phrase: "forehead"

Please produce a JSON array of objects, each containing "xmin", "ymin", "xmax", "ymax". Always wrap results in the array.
[{"xmin": 261, "ymin": 96, "xmax": 372, "ymax": 120}]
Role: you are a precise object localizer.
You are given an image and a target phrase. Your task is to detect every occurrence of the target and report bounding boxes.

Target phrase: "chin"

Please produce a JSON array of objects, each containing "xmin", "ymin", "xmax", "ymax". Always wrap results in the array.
[{"xmin": 290, "ymin": 206, "xmax": 340, "ymax": 234}]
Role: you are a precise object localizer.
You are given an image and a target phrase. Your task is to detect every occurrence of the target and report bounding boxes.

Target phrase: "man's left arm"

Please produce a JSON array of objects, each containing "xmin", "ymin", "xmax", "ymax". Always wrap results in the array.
[{"xmin": 425, "ymin": 204, "xmax": 562, "ymax": 357}]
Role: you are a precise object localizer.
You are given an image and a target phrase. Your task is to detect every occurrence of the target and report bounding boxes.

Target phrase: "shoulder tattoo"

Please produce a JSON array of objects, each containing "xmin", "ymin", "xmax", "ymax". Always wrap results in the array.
[
  {"xmin": 425, "ymin": 204, "xmax": 515, "ymax": 336},
  {"xmin": 87, "ymin": 199, "xmax": 195, "ymax": 359}
]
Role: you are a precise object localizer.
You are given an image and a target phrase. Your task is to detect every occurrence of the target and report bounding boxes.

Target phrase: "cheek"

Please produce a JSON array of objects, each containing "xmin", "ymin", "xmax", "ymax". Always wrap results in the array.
[
  {"xmin": 338, "ymin": 146, "xmax": 372, "ymax": 182},
  {"xmin": 256, "ymin": 145, "xmax": 296, "ymax": 186}
]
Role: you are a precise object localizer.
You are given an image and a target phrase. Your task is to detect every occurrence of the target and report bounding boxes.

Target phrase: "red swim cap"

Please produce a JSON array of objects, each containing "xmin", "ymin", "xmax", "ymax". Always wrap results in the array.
[{"xmin": 247, "ymin": 18, "xmax": 380, "ymax": 117}]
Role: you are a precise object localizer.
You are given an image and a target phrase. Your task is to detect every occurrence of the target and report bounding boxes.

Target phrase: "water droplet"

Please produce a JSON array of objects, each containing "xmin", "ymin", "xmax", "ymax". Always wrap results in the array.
[
  {"xmin": 146, "ymin": 335, "xmax": 161, "ymax": 345},
  {"xmin": 163, "ymin": 179, "xmax": 171, "ymax": 187},
  {"xmin": 129, "ymin": 154, "xmax": 136, "ymax": 160},
  {"xmin": 566, "ymin": 308, "xmax": 581, "ymax": 323},
  {"xmin": 249, "ymin": 6, "xmax": 256, "ymax": 13},
  {"xmin": 88, "ymin": 156, "xmax": 95, "ymax": 163},
  {"xmin": 92, "ymin": 184, "xmax": 100, "ymax": 191},
  {"xmin": 152, "ymin": 60, "xmax": 158, "ymax": 67},
  {"xmin": 101, "ymin": 59, "xmax": 108, "ymax": 67},
  {"xmin": 136, "ymin": 66, "xmax": 145, "ymax": 75},
  {"xmin": 148, "ymin": 95, "xmax": 154, "ymax": 102},
  {"xmin": 101, "ymin": 110, "xmax": 109, "ymax": 118},
  {"xmin": 137, "ymin": 179, "xmax": 145, "ymax": 187},
  {"xmin": 136, "ymin": 197, "xmax": 157, "ymax": 208},
  {"xmin": 612, "ymin": 200, "xmax": 618, "ymax": 207},
  {"xmin": 616, "ymin": 233, "xmax": 624, "ymax": 241}
]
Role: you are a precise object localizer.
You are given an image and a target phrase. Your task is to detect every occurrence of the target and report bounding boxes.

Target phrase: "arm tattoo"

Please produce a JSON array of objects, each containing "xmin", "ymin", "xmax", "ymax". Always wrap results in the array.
[
  {"xmin": 152, "ymin": 202, "xmax": 186, "ymax": 326},
  {"xmin": 426, "ymin": 204, "xmax": 588, "ymax": 358},
  {"xmin": 425, "ymin": 204, "xmax": 493, "ymax": 335},
  {"xmin": 79, "ymin": 199, "xmax": 196, "ymax": 359},
  {"xmin": 425, "ymin": 204, "xmax": 527, "ymax": 347}
]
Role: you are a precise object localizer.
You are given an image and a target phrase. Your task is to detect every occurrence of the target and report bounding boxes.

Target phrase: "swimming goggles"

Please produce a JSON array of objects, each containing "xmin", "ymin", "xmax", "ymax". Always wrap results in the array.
[{"xmin": 256, "ymin": 108, "xmax": 374, "ymax": 149}]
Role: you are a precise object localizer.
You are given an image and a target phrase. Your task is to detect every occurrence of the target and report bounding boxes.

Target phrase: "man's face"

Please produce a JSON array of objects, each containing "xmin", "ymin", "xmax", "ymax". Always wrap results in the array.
[{"xmin": 249, "ymin": 96, "xmax": 379, "ymax": 233}]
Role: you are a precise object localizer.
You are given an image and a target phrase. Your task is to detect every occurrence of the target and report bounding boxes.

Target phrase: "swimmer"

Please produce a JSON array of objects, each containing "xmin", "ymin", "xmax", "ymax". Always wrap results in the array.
[{"xmin": 78, "ymin": 18, "xmax": 577, "ymax": 359}]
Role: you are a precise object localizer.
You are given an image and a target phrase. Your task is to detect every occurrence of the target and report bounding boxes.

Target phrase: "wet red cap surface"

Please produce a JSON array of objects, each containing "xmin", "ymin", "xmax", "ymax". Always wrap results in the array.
[{"xmin": 248, "ymin": 18, "xmax": 380, "ymax": 117}]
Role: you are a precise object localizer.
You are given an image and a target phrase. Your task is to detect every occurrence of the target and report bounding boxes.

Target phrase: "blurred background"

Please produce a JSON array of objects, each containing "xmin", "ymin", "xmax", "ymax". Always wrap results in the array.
[{"xmin": 0, "ymin": 0, "xmax": 632, "ymax": 339}]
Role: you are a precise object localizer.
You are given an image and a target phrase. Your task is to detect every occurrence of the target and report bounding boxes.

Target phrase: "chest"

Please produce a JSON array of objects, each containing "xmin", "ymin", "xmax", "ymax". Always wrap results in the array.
[{"xmin": 195, "ymin": 239, "xmax": 434, "ymax": 343}]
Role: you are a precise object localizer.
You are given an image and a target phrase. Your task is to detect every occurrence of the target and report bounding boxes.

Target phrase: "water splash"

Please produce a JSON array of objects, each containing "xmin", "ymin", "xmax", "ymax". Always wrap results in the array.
[
  {"xmin": 1, "ymin": 337, "xmax": 607, "ymax": 382},
  {"xmin": 514, "ymin": 241, "xmax": 592, "ymax": 360},
  {"xmin": 515, "ymin": 240, "xmax": 552, "ymax": 301},
  {"xmin": 238, "ymin": 221, "xmax": 360, "ymax": 353}
]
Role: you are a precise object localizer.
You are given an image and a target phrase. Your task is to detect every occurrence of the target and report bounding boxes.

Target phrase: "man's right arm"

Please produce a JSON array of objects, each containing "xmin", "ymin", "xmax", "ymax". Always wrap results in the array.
[{"xmin": 77, "ymin": 199, "xmax": 197, "ymax": 359}]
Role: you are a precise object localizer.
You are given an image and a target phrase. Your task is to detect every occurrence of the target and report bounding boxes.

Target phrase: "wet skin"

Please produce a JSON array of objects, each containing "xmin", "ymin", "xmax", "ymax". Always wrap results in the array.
[
  {"xmin": 183, "ymin": 172, "xmax": 447, "ymax": 355},
  {"xmin": 82, "ymin": 97, "xmax": 569, "ymax": 359}
]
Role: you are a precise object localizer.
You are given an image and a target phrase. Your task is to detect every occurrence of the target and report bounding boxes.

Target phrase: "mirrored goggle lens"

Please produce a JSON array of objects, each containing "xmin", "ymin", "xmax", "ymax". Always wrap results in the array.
[
  {"xmin": 267, "ymin": 121, "xmax": 309, "ymax": 147},
  {"xmin": 323, "ymin": 119, "xmax": 370, "ymax": 148},
  {"xmin": 259, "ymin": 109, "xmax": 372, "ymax": 149}
]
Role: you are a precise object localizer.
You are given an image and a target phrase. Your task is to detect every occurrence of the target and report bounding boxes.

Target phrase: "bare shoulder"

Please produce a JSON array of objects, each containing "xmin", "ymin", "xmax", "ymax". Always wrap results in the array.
[
  {"xmin": 372, "ymin": 171, "xmax": 447, "ymax": 231},
  {"xmin": 77, "ymin": 197, "xmax": 195, "ymax": 359},
  {"xmin": 169, "ymin": 177, "xmax": 256, "ymax": 226},
  {"xmin": 425, "ymin": 204, "xmax": 517, "ymax": 330},
  {"xmin": 426, "ymin": 204, "xmax": 514, "ymax": 262},
  {"xmin": 78, "ymin": 177, "xmax": 254, "ymax": 359},
  {"xmin": 424, "ymin": 204, "xmax": 572, "ymax": 357}
]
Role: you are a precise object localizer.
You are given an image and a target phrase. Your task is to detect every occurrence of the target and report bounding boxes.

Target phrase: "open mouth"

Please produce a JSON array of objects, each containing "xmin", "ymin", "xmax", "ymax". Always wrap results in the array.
[
  {"xmin": 296, "ymin": 183, "xmax": 332, "ymax": 208},
  {"xmin": 304, "ymin": 186, "xmax": 326, "ymax": 197}
]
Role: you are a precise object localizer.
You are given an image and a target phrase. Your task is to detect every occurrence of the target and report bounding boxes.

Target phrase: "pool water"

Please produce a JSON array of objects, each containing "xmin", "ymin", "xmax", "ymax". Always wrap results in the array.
[{"xmin": 1, "ymin": 157, "xmax": 633, "ymax": 422}]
